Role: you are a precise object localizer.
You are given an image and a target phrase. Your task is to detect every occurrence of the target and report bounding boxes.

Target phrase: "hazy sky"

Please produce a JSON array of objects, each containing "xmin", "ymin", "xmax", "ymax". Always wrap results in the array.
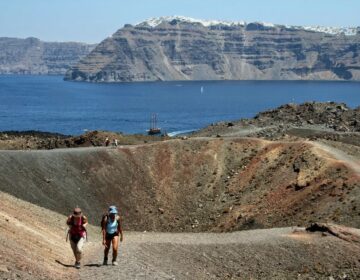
[{"xmin": 0, "ymin": 0, "xmax": 359, "ymax": 43}]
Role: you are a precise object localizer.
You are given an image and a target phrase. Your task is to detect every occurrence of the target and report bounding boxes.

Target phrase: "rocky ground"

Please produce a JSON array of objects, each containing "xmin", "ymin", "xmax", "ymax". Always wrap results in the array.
[
  {"xmin": 1, "ymin": 191, "xmax": 360, "ymax": 280},
  {"xmin": 80, "ymin": 226, "xmax": 360, "ymax": 280},
  {"xmin": 0, "ymin": 138, "xmax": 359, "ymax": 233},
  {"xmin": 0, "ymin": 192, "xmax": 76, "ymax": 280},
  {"xmin": 0, "ymin": 101, "xmax": 360, "ymax": 279},
  {"xmin": 0, "ymin": 130, "xmax": 167, "ymax": 150},
  {"xmin": 194, "ymin": 102, "xmax": 360, "ymax": 145}
]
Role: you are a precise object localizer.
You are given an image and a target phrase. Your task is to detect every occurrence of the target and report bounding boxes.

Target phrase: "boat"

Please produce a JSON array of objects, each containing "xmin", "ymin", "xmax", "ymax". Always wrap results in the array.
[{"xmin": 147, "ymin": 113, "xmax": 161, "ymax": 135}]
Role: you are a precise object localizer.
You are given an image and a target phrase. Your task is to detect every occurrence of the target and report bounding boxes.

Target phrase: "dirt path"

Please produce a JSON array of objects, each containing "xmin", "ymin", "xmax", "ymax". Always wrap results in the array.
[
  {"xmin": 78, "ymin": 228, "xmax": 360, "ymax": 280},
  {"xmin": 214, "ymin": 126, "xmax": 272, "ymax": 137},
  {"xmin": 311, "ymin": 141, "xmax": 360, "ymax": 175},
  {"xmin": 80, "ymin": 228, "xmax": 293, "ymax": 280}
]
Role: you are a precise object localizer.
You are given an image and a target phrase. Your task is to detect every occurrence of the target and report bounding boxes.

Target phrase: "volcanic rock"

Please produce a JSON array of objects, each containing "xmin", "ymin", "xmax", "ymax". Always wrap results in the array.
[
  {"xmin": 0, "ymin": 37, "xmax": 95, "ymax": 75},
  {"xmin": 65, "ymin": 16, "xmax": 360, "ymax": 82}
]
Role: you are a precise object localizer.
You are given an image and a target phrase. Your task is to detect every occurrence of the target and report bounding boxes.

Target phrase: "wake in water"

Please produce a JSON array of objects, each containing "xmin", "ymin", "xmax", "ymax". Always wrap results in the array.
[{"xmin": 167, "ymin": 129, "xmax": 195, "ymax": 137}]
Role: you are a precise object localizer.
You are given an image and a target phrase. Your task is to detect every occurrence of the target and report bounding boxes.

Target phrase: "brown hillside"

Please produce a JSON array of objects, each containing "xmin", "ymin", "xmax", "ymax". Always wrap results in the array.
[
  {"xmin": 2, "ymin": 191, "xmax": 360, "ymax": 279},
  {"xmin": 0, "ymin": 192, "xmax": 75, "ymax": 279},
  {"xmin": 0, "ymin": 137, "xmax": 358, "ymax": 232}
]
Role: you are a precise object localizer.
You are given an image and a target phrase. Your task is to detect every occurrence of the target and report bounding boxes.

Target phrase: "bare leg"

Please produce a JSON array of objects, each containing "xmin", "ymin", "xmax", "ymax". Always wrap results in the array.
[
  {"xmin": 70, "ymin": 239, "xmax": 77, "ymax": 261},
  {"xmin": 112, "ymin": 236, "xmax": 119, "ymax": 262},
  {"xmin": 103, "ymin": 239, "xmax": 111, "ymax": 264},
  {"xmin": 75, "ymin": 237, "xmax": 85, "ymax": 262}
]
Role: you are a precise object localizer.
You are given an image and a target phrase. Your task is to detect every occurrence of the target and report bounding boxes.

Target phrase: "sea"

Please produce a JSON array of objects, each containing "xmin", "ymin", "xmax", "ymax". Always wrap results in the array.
[{"xmin": 0, "ymin": 75, "xmax": 359, "ymax": 136}]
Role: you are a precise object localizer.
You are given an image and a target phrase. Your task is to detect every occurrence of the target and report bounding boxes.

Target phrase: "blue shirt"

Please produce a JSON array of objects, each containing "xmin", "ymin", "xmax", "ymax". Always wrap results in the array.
[{"xmin": 106, "ymin": 217, "xmax": 118, "ymax": 234}]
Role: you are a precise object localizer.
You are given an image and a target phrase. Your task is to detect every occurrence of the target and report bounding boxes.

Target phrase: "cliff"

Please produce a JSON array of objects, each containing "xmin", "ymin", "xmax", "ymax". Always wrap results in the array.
[
  {"xmin": 65, "ymin": 16, "xmax": 360, "ymax": 82},
  {"xmin": 0, "ymin": 37, "xmax": 96, "ymax": 75}
]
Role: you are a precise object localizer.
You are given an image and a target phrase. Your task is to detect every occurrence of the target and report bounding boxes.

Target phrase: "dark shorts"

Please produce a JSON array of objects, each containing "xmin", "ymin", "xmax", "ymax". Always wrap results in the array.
[
  {"xmin": 70, "ymin": 234, "xmax": 82, "ymax": 243},
  {"xmin": 105, "ymin": 232, "xmax": 119, "ymax": 241}
]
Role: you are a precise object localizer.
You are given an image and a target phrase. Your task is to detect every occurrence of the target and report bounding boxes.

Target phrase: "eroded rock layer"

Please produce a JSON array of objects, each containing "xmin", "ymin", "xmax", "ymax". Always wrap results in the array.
[
  {"xmin": 65, "ymin": 19, "xmax": 360, "ymax": 82},
  {"xmin": 0, "ymin": 37, "xmax": 95, "ymax": 75}
]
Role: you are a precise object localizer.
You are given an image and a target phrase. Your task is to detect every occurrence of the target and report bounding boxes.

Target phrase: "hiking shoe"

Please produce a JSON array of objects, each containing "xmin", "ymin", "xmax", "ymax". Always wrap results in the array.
[
  {"xmin": 103, "ymin": 259, "xmax": 108, "ymax": 266},
  {"xmin": 75, "ymin": 262, "xmax": 81, "ymax": 269},
  {"xmin": 112, "ymin": 261, "xmax": 118, "ymax": 266}
]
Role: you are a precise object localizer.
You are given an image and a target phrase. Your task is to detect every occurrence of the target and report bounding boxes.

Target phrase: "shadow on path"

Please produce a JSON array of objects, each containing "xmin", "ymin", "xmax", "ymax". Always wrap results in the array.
[
  {"xmin": 84, "ymin": 263, "xmax": 102, "ymax": 267},
  {"xmin": 55, "ymin": 260, "xmax": 74, "ymax": 268},
  {"xmin": 56, "ymin": 260, "xmax": 102, "ymax": 268}
]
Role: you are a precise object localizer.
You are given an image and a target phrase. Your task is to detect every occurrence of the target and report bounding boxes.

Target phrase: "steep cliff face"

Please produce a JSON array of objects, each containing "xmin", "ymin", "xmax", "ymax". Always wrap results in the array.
[
  {"xmin": 0, "ymin": 37, "xmax": 95, "ymax": 75},
  {"xmin": 65, "ymin": 17, "xmax": 360, "ymax": 82}
]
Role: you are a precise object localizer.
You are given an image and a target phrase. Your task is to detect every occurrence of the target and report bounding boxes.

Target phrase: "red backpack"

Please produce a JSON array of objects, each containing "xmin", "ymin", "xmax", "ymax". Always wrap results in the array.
[{"xmin": 67, "ymin": 215, "xmax": 87, "ymax": 242}]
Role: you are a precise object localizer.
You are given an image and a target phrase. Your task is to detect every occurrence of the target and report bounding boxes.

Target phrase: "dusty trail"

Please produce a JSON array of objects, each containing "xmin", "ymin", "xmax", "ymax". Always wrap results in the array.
[
  {"xmin": 79, "ymin": 228, "xmax": 360, "ymax": 280},
  {"xmin": 80, "ymin": 228, "xmax": 294, "ymax": 280},
  {"xmin": 311, "ymin": 141, "xmax": 360, "ymax": 175}
]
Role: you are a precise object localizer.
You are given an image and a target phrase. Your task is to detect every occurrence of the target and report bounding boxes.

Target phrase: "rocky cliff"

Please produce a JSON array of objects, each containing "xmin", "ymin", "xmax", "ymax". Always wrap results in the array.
[
  {"xmin": 65, "ymin": 16, "xmax": 360, "ymax": 82},
  {"xmin": 0, "ymin": 37, "xmax": 95, "ymax": 75}
]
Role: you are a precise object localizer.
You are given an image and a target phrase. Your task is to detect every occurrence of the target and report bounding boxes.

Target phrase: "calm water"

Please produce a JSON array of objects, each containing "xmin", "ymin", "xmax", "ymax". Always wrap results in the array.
[{"xmin": 0, "ymin": 75, "xmax": 359, "ymax": 135}]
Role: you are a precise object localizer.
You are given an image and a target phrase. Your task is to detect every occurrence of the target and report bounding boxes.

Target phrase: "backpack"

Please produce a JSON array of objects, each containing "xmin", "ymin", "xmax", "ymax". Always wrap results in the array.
[{"xmin": 67, "ymin": 215, "xmax": 88, "ymax": 242}]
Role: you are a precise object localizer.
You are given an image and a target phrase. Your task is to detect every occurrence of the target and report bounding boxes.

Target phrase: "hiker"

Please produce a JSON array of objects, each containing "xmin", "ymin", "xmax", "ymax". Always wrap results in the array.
[
  {"xmin": 105, "ymin": 137, "xmax": 110, "ymax": 147},
  {"xmin": 112, "ymin": 139, "xmax": 118, "ymax": 148},
  {"xmin": 66, "ymin": 207, "xmax": 88, "ymax": 269},
  {"xmin": 101, "ymin": 205, "xmax": 123, "ymax": 266}
]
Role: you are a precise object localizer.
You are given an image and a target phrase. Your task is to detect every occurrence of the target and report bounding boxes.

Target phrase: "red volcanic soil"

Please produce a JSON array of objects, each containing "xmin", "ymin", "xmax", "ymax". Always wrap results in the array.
[
  {"xmin": 0, "ymin": 137, "xmax": 359, "ymax": 233},
  {"xmin": 0, "ymin": 135, "xmax": 359, "ymax": 279}
]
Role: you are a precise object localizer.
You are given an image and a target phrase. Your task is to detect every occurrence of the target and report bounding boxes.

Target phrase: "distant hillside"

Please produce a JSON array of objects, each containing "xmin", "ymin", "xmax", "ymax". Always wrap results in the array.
[
  {"xmin": 65, "ymin": 16, "xmax": 360, "ymax": 82},
  {"xmin": 0, "ymin": 37, "xmax": 96, "ymax": 75}
]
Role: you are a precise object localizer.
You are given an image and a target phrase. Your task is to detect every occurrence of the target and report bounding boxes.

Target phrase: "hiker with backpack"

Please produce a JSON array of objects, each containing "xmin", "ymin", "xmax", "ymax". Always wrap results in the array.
[
  {"xmin": 101, "ymin": 205, "xmax": 123, "ymax": 266},
  {"xmin": 66, "ymin": 207, "xmax": 88, "ymax": 269},
  {"xmin": 105, "ymin": 137, "xmax": 110, "ymax": 147}
]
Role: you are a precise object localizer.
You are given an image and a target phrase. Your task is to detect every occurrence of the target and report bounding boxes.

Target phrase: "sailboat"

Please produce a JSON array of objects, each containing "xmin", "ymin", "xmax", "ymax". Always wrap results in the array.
[
  {"xmin": 147, "ymin": 113, "xmax": 161, "ymax": 135},
  {"xmin": 200, "ymin": 86, "xmax": 204, "ymax": 93}
]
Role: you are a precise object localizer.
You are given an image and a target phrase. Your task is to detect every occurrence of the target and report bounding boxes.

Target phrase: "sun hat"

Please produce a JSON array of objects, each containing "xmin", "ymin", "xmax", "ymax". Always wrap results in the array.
[
  {"xmin": 73, "ymin": 207, "xmax": 82, "ymax": 217},
  {"xmin": 108, "ymin": 205, "xmax": 118, "ymax": 214}
]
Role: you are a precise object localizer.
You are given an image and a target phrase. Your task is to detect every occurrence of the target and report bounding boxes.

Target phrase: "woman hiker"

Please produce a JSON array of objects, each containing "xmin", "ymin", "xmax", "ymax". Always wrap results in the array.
[
  {"xmin": 66, "ymin": 207, "xmax": 88, "ymax": 269},
  {"xmin": 101, "ymin": 205, "xmax": 123, "ymax": 266}
]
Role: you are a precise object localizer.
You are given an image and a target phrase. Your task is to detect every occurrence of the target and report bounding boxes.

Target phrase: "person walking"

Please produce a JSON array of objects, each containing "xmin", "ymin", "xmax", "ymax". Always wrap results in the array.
[
  {"xmin": 66, "ymin": 207, "xmax": 88, "ymax": 269},
  {"xmin": 101, "ymin": 206, "xmax": 123, "ymax": 266},
  {"xmin": 112, "ymin": 138, "xmax": 118, "ymax": 147},
  {"xmin": 105, "ymin": 137, "xmax": 110, "ymax": 147}
]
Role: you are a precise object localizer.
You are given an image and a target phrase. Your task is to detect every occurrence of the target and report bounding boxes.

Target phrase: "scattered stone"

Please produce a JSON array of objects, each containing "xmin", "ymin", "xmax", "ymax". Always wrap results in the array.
[
  {"xmin": 293, "ymin": 162, "xmax": 300, "ymax": 173},
  {"xmin": 0, "ymin": 265, "xmax": 9, "ymax": 273},
  {"xmin": 306, "ymin": 223, "xmax": 360, "ymax": 243}
]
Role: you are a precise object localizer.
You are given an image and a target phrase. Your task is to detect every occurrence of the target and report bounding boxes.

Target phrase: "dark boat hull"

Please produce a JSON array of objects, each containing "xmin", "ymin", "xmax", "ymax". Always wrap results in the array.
[{"xmin": 148, "ymin": 128, "xmax": 161, "ymax": 135}]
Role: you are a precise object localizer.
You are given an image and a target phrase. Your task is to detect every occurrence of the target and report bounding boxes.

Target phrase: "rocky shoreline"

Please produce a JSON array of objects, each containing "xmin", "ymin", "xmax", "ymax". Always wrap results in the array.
[{"xmin": 1, "ymin": 101, "xmax": 360, "ymax": 150}]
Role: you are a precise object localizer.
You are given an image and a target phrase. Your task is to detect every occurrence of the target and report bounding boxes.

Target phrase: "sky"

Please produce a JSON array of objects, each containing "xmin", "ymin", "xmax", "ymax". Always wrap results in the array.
[{"xmin": 0, "ymin": 0, "xmax": 359, "ymax": 43}]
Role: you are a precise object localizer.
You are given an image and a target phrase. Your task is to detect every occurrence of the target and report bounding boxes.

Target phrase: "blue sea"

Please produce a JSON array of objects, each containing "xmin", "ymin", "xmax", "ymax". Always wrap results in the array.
[{"xmin": 0, "ymin": 75, "xmax": 359, "ymax": 136}]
